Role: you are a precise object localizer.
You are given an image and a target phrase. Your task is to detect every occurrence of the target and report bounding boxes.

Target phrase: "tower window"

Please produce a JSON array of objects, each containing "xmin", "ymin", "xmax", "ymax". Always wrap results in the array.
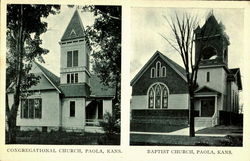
[
  {"xmin": 67, "ymin": 73, "xmax": 78, "ymax": 84},
  {"xmin": 73, "ymin": 50, "xmax": 78, "ymax": 66},
  {"xmin": 70, "ymin": 101, "xmax": 75, "ymax": 117},
  {"xmin": 206, "ymin": 72, "xmax": 210, "ymax": 82},
  {"xmin": 67, "ymin": 50, "xmax": 78, "ymax": 67}
]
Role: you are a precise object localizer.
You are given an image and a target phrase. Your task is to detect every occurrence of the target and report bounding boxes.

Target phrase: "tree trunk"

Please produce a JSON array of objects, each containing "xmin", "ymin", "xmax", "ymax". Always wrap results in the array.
[
  {"xmin": 189, "ymin": 92, "xmax": 195, "ymax": 137},
  {"xmin": 7, "ymin": 4, "xmax": 24, "ymax": 144}
]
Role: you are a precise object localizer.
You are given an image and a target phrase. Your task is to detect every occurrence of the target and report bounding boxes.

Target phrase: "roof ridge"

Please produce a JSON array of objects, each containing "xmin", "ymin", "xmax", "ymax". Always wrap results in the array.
[{"xmin": 34, "ymin": 62, "xmax": 61, "ymax": 93}]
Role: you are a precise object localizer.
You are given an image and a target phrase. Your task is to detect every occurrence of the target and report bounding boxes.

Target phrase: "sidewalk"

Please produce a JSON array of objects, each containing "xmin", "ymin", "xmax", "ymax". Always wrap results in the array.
[{"xmin": 130, "ymin": 127, "xmax": 227, "ymax": 137}]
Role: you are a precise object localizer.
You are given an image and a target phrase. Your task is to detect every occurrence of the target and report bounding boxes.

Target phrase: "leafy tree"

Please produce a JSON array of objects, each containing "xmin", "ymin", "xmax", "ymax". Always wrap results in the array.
[
  {"xmin": 6, "ymin": 4, "xmax": 60, "ymax": 143},
  {"xmin": 84, "ymin": 6, "xmax": 121, "ymax": 119}
]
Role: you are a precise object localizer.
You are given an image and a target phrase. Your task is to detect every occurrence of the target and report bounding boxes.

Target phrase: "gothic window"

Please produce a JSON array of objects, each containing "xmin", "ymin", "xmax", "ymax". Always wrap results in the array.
[
  {"xmin": 161, "ymin": 66, "xmax": 166, "ymax": 77},
  {"xmin": 148, "ymin": 89, "xmax": 154, "ymax": 108},
  {"xmin": 162, "ymin": 88, "xmax": 168, "ymax": 108},
  {"xmin": 150, "ymin": 61, "xmax": 166, "ymax": 78},
  {"xmin": 156, "ymin": 61, "xmax": 161, "ymax": 77},
  {"xmin": 147, "ymin": 83, "xmax": 169, "ymax": 109},
  {"xmin": 151, "ymin": 68, "xmax": 155, "ymax": 78}
]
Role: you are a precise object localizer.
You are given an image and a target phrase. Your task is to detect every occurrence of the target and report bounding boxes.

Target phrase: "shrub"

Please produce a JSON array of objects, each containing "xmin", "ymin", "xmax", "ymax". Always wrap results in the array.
[{"xmin": 99, "ymin": 112, "xmax": 120, "ymax": 136}]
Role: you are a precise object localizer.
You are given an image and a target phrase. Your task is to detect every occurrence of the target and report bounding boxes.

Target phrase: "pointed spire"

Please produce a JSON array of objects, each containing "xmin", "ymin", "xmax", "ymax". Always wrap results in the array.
[{"xmin": 61, "ymin": 9, "xmax": 85, "ymax": 41}]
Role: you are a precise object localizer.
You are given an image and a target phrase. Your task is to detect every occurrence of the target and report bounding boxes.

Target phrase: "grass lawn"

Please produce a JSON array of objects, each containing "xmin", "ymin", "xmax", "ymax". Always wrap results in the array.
[
  {"xmin": 130, "ymin": 123, "xmax": 187, "ymax": 133},
  {"xmin": 8, "ymin": 131, "xmax": 120, "ymax": 145},
  {"xmin": 196, "ymin": 125, "xmax": 243, "ymax": 135},
  {"xmin": 130, "ymin": 134, "xmax": 242, "ymax": 146}
]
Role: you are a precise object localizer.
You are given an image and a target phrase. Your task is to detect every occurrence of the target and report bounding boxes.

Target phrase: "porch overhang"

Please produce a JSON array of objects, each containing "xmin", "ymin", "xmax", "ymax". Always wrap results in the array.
[{"xmin": 194, "ymin": 86, "xmax": 221, "ymax": 97}]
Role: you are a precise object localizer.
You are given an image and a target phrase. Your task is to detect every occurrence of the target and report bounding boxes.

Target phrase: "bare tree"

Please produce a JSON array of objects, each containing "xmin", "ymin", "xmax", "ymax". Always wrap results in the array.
[{"xmin": 160, "ymin": 12, "xmax": 206, "ymax": 137}]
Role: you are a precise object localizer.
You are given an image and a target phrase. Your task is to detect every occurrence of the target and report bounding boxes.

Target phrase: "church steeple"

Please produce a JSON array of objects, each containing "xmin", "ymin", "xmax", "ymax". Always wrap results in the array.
[
  {"xmin": 59, "ymin": 9, "xmax": 91, "ymax": 87},
  {"xmin": 61, "ymin": 9, "xmax": 86, "ymax": 41},
  {"xmin": 195, "ymin": 13, "xmax": 230, "ymax": 67}
]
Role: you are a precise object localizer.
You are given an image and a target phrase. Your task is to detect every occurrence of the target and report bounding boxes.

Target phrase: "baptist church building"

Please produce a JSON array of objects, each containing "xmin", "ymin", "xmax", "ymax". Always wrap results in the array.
[
  {"xmin": 130, "ymin": 14, "xmax": 242, "ymax": 128},
  {"xmin": 7, "ymin": 10, "xmax": 115, "ymax": 132}
]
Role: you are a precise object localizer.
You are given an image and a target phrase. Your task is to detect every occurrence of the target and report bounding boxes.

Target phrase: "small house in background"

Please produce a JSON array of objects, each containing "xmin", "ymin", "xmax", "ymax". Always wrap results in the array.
[
  {"xmin": 130, "ymin": 14, "xmax": 242, "ymax": 130},
  {"xmin": 7, "ymin": 10, "xmax": 115, "ymax": 133}
]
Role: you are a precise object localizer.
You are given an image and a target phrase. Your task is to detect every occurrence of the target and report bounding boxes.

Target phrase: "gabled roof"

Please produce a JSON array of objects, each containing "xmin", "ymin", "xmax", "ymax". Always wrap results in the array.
[
  {"xmin": 34, "ymin": 62, "xmax": 61, "ymax": 93},
  {"xmin": 61, "ymin": 10, "xmax": 86, "ymax": 41},
  {"xmin": 195, "ymin": 86, "xmax": 221, "ymax": 95},
  {"xmin": 131, "ymin": 50, "xmax": 187, "ymax": 86},
  {"xmin": 90, "ymin": 75, "xmax": 116, "ymax": 98},
  {"xmin": 228, "ymin": 68, "xmax": 242, "ymax": 90}
]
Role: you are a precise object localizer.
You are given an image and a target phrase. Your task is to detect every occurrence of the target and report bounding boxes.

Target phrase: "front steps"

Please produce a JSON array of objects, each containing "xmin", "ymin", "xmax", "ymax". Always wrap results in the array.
[
  {"xmin": 85, "ymin": 126, "xmax": 104, "ymax": 133},
  {"xmin": 195, "ymin": 117, "xmax": 213, "ymax": 127}
]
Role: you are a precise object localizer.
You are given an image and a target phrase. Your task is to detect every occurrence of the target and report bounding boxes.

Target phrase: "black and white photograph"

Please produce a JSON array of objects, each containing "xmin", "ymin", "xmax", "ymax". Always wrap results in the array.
[
  {"xmin": 5, "ymin": 4, "xmax": 121, "ymax": 145},
  {"xmin": 130, "ymin": 7, "xmax": 244, "ymax": 146}
]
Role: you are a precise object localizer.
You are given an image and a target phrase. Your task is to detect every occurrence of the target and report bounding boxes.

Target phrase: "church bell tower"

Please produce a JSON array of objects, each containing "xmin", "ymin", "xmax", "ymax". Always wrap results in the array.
[
  {"xmin": 59, "ymin": 10, "xmax": 91, "ymax": 88},
  {"xmin": 194, "ymin": 13, "xmax": 230, "ymax": 67}
]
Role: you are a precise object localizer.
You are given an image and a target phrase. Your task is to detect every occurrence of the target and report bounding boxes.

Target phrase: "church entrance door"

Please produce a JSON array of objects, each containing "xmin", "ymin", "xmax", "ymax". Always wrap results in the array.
[{"xmin": 200, "ymin": 97, "xmax": 215, "ymax": 117}]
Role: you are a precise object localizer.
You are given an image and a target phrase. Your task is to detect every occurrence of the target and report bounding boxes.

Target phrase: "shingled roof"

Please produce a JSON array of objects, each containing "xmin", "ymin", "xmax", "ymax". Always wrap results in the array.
[
  {"xmin": 34, "ymin": 62, "xmax": 61, "ymax": 93},
  {"xmin": 61, "ymin": 10, "xmax": 86, "ymax": 41},
  {"xmin": 131, "ymin": 50, "xmax": 187, "ymax": 86},
  {"xmin": 90, "ymin": 75, "xmax": 116, "ymax": 98}
]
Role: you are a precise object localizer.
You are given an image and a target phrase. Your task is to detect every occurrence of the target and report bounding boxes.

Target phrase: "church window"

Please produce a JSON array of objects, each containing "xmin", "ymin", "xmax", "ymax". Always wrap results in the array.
[
  {"xmin": 148, "ymin": 88, "xmax": 154, "ymax": 108},
  {"xmin": 67, "ymin": 73, "xmax": 78, "ymax": 84},
  {"xmin": 161, "ymin": 66, "xmax": 166, "ymax": 77},
  {"xmin": 70, "ymin": 101, "xmax": 75, "ymax": 117},
  {"xmin": 73, "ymin": 50, "xmax": 78, "ymax": 67},
  {"xmin": 67, "ymin": 74, "xmax": 70, "ymax": 83},
  {"xmin": 67, "ymin": 50, "xmax": 78, "ymax": 67},
  {"xmin": 162, "ymin": 88, "xmax": 168, "ymax": 108},
  {"xmin": 75, "ymin": 73, "xmax": 78, "ymax": 83},
  {"xmin": 67, "ymin": 51, "xmax": 72, "ymax": 67},
  {"xmin": 147, "ymin": 83, "xmax": 169, "ymax": 109},
  {"xmin": 156, "ymin": 61, "xmax": 161, "ymax": 77},
  {"xmin": 21, "ymin": 98, "xmax": 42, "ymax": 119},
  {"xmin": 155, "ymin": 85, "xmax": 161, "ymax": 108},
  {"xmin": 151, "ymin": 68, "xmax": 155, "ymax": 78},
  {"xmin": 206, "ymin": 72, "xmax": 210, "ymax": 82}
]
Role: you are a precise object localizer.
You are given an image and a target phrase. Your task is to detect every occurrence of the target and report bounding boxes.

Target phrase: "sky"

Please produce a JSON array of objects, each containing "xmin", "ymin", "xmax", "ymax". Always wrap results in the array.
[
  {"xmin": 130, "ymin": 8, "xmax": 244, "ymax": 79},
  {"xmin": 40, "ymin": 5, "xmax": 95, "ymax": 76}
]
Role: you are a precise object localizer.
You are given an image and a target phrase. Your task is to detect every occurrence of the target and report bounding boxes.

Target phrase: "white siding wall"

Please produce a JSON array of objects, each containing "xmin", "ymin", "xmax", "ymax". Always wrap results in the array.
[
  {"xmin": 61, "ymin": 98, "xmax": 85, "ymax": 129},
  {"xmin": 197, "ymin": 68, "xmax": 227, "ymax": 94},
  {"xmin": 131, "ymin": 94, "xmax": 189, "ymax": 109},
  {"xmin": 103, "ymin": 100, "xmax": 112, "ymax": 114},
  {"xmin": 15, "ymin": 91, "xmax": 60, "ymax": 127},
  {"xmin": 60, "ymin": 70, "xmax": 89, "ymax": 84}
]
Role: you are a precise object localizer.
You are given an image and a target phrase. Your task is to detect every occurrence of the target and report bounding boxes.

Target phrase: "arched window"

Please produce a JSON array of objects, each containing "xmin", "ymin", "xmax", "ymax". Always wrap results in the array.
[
  {"xmin": 162, "ymin": 87, "xmax": 168, "ymax": 108},
  {"xmin": 156, "ymin": 61, "xmax": 161, "ymax": 77},
  {"xmin": 148, "ymin": 88, "xmax": 154, "ymax": 108},
  {"xmin": 155, "ymin": 85, "xmax": 161, "ymax": 108},
  {"xmin": 151, "ymin": 68, "xmax": 155, "ymax": 78},
  {"xmin": 161, "ymin": 66, "xmax": 166, "ymax": 77},
  {"xmin": 147, "ymin": 83, "xmax": 169, "ymax": 109}
]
